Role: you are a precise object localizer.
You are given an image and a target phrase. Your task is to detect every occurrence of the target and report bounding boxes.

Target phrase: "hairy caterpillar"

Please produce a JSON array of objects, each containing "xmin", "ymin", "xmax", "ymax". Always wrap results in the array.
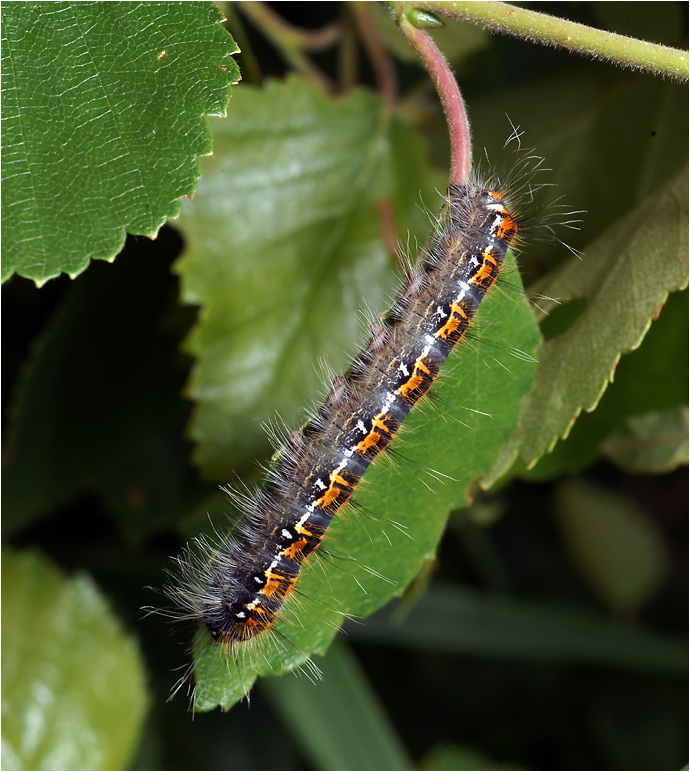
[{"xmin": 156, "ymin": 134, "xmax": 576, "ymax": 710}]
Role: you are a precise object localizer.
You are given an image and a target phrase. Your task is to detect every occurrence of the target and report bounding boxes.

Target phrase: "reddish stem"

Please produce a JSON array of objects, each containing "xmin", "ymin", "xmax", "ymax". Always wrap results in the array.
[{"xmin": 396, "ymin": 11, "xmax": 472, "ymax": 186}]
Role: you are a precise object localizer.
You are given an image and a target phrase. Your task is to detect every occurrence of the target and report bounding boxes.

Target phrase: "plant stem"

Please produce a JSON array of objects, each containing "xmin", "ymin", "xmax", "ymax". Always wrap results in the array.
[
  {"xmin": 351, "ymin": 2, "xmax": 397, "ymax": 109},
  {"xmin": 395, "ymin": 9, "xmax": 471, "ymax": 186},
  {"xmin": 237, "ymin": 2, "xmax": 336, "ymax": 92},
  {"xmin": 338, "ymin": 11, "xmax": 360, "ymax": 93},
  {"xmin": 392, "ymin": 1, "xmax": 689, "ymax": 82}
]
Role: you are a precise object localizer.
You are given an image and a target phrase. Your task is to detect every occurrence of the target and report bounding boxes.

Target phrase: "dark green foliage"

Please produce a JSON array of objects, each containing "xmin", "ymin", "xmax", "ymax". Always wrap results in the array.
[{"xmin": 2, "ymin": 3, "xmax": 687, "ymax": 770}]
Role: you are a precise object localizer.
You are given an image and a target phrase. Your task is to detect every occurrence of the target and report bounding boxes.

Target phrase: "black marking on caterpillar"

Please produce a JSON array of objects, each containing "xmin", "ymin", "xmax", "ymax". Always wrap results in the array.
[{"xmin": 153, "ymin": 136, "xmax": 579, "ymax": 711}]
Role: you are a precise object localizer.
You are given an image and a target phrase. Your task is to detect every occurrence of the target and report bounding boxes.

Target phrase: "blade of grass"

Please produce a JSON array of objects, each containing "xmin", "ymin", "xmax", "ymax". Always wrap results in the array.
[
  {"xmin": 261, "ymin": 638, "xmax": 412, "ymax": 771},
  {"xmin": 349, "ymin": 584, "xmax": 687, "ymax": 678}
]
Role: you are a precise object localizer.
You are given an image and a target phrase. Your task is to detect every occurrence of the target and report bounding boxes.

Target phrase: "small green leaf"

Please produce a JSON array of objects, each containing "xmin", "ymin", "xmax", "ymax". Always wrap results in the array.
[
  {"xmin": 407, "ymin": 8, "xmax": 445, "ymax": 30},
  {"xmin": 512, "ymin": 287, "xmax": 688, "ymax": 481},
  {"xmin": 556, "ymin": 479, "xmax": 669, "ymax": 615},
  {"xmin": 1, "ymin": 1, "xmax": 239, "ymax": 285},
  {"xmin": 1, "ymin": 549, "xmax": 148, "ymax": 771},
  {"xmin": 600, "ymin": 405, "xmax": 689, "ymax": 474}
]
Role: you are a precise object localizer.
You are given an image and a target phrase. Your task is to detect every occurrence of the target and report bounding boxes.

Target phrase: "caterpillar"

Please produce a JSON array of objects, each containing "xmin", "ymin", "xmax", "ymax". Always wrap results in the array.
[{"xmin": 158, "ymin": 136, "xmax": 574, "ymax": 709}]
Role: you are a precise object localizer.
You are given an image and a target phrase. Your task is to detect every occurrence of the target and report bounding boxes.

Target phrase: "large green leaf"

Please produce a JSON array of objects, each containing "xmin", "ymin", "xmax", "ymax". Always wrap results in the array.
[
  {"xmin": 175, "ymin": 75, "xmax": 443, "ymax": 480},
  {"xmin": 172, "ymin": 76, "xmax": 540, "ymax": 710},
  {"xmin": 2, "ymin": 549, "xmax": 148, "ymax": 770},
  {"xmin": 466, "ymin": 66, "xmax": 688, "ymax": 482},
  {"xmin": 1, "ymin": 1, "xmax": 239, "ymax": 285},
  {"xmin": 513, "ymin": 286, "xmax": 688, "ymax": 480}
]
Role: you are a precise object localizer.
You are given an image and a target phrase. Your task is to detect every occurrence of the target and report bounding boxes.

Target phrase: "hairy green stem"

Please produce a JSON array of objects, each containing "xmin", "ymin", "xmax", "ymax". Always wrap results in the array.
[{"xmin": 392, "ymin": 1, "xmax": 689, "ymax": 81}]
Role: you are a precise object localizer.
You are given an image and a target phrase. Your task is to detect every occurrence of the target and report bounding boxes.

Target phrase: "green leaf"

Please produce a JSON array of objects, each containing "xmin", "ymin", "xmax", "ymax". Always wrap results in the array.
[
  {"xmin": 175, "ymin": 75, "xmax": 443, "ymax": 480},
  {"xmin": 488, "ymin": 162, "xmax": 688, "ymax": 479},
  {"xmin": 261, "ymin": 639, "xmax": 412, "ymax": 771},
  {"xmin": 555, "ymin": 479, "xmax": 670, "ymax": 615},
  {"xmin": 1, "ymin": 549, "xmax": 148, "ymax": 771},
  {"xmin": 1, "ymin": 1, "xmax": 239, "ymax": 286},
  {"xmin": 512, "ymin": 286, "xmax": 688, "ymax": 481},
  {"xmin": 173, "ymin": 76, "xmax": 540, "ymax": 710},
  {"xmin": 600, "ymin": 405, "xmax": 689, "ymax": 474},
  {"xmin": 465, "ymin": 72, "xmax": 687, "ymax": 482}
]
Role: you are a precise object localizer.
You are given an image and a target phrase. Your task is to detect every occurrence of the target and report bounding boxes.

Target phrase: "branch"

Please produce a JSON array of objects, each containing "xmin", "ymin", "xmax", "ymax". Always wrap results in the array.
[
  {"xmin": 238, "ymin": 1, "xmax": 337, "ymax": 92},
  {"xmin": 351, "ymin": 2, "xmax": 397, "ymax": 109},
  {"xmin": 392, "ymin": 1, "xmax": 689, "ymax": 82}
]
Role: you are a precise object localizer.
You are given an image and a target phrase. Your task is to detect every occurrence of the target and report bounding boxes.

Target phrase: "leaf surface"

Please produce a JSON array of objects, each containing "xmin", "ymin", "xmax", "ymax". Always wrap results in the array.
[
  {"xmin": 1, "ymin": 549, "xmax": 148, "ymax": 771},
  {"xmin": 488, "ymin": 163, "xmax": 689, "ymax": 480},
  {"xmin": 175, "ymin": 76, "xmax": 442, "ymax": 479},
  {"xmin": 1, "ymin": 1, "xmax": 239, "ymax": 285}
]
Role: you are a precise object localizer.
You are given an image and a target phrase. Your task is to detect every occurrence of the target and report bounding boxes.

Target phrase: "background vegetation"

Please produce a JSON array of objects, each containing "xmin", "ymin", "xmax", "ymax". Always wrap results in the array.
[{"xmin": 2, "ymin": 2, "xmax": 687, "ymax": 769}]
